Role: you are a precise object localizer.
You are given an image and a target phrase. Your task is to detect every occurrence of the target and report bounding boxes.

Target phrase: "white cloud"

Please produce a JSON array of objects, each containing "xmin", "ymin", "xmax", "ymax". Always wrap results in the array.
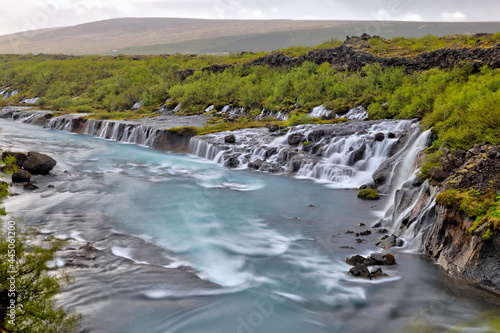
[
  {"xmin": 271, "ymin": 6, "xmax": 279, "ymax": 14},
  {"xmin": 403, "ymin": 12, "xmax": 422, "ymax": 21},
  {"xmin": 441, "ymin": 11, "xmax": 467, "ymax": 21},
  {"xmin": 376, "ymin": 9, "xmax": 391, "ymax": 21},
  {"xmin": 252, "ymin": 9, "xmax": 264, "ymax": 17},
  {"xmin": 304, "ymin": 15, "xmax": 317, "ymax": 20}
]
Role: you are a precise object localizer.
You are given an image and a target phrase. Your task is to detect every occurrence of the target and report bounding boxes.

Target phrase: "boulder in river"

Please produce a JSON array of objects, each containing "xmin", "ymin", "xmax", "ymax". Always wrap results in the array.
[
  {"xmin": 349, "ymin": 263, "xmax": 370, "ymax": 278},
  {"xmin": 376, "ymin": 234, "xmax": 397, "ymax": 249},
  {"xmin": 224, "ymin": 134, "xmax": 236, "ymax": 144},
  {"xmin": 22, "ymin": 152, "xmax": 57, "ymax": 175},
  {"xmin": 374, "ymin": 132, "xmax": 385, "ymax": 141},
  {"xmin": 12, "ymin": 169, "xmax": 31, "ymax": 183}
]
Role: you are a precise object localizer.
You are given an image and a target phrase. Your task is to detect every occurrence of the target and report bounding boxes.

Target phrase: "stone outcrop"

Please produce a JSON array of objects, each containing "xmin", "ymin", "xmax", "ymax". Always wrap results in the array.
[
  {"xmin": 178, "ymin": 34, "xmax": 500, "ymax": 80},
  {"xmin": 426, "ymin": 205, "xmax": 500, "ymax": 292},
  {"xmin": 394, "ymin": 143, "xmax": 500, "ymax": 293}
]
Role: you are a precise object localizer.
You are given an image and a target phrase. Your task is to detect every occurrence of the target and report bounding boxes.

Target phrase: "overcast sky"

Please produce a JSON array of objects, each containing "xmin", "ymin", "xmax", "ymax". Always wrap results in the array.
[{"xmin": 1, "ymin": 0, "xmax": 499, "ymax": 36}]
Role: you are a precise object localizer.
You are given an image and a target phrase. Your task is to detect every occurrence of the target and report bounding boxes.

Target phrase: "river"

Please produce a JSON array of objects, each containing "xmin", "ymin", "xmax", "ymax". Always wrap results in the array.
[{"xmin": 1, "ymin": 119, "xmax": 498, "ymax": 333}]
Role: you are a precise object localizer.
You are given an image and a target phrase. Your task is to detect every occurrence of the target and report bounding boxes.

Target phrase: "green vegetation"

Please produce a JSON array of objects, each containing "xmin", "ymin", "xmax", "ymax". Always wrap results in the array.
[
  {"xmin": 435, "ymin": 189, "xmax": 500, "ymax": 240},
  {"xmin": 357, "ymin": 189, "xmax": 380, "ymax": 200},
  {"xmin": 0, "ymin": 155, "xmax": 80, "ymax": 332}
]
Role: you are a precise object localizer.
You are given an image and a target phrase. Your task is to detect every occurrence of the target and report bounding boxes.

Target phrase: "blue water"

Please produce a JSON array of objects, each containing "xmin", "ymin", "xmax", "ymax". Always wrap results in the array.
[{"xmin": 1, "ymin": 119, "xmax": 497, "ymax": 333}]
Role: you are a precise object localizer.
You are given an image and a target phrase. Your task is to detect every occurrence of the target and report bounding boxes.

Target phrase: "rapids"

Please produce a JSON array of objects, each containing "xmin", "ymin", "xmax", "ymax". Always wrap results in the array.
[{"xmin": 0, "ymin": 118, "xmax": 498, "ymax": 333}]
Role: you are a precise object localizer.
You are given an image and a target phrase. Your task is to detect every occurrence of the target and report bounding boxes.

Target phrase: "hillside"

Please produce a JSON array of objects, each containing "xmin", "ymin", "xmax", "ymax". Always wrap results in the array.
[{"xmin": 0, "ymin": 18, "xmax": 499, "ymax": 55}]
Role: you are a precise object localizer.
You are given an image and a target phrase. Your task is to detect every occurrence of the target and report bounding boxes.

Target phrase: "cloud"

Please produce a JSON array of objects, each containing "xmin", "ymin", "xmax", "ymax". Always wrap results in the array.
[
  {"xmin": 441, "ymin": 11, "xmax": 467, "ymax": 21},
  {"xmin": 403, "ymin": 12, "xmax": 422, "ymax": 21},
  {"xmin": 376, "ymin": 9, "xmax": 391, "ymax": 21}
]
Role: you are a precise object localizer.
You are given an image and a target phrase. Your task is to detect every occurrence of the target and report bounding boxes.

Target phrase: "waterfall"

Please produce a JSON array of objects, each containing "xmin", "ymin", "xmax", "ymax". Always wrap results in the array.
[
  {"xmin": 188, "ymin": 120, "xmax": 423, "ymax": 188},
  {"xmin": 188, "ymin": 137, "xmax": 224, "ymax": 162},
  {"xmin": 339, "ymin": 106, "xmax": 369, "ymax": 120},
  {"xmin": 309, "ymin": 105, "xmax": 332, "ymax": 118}
]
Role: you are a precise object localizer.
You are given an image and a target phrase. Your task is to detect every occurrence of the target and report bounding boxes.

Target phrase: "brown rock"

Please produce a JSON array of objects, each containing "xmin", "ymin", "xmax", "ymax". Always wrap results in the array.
[
  {"xmin": 12, "ymin": 169, "xmax": 31, "ymax": 183},
  {"xmin": 23, "ymin": 152, "xmax": 56, "ymax": 175}
]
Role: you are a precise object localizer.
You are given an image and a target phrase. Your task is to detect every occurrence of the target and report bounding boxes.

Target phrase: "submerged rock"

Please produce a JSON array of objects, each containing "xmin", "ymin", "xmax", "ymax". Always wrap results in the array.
[{"xmin": 23, "ymin": 182, "xmax": 39, "ymax": 190}]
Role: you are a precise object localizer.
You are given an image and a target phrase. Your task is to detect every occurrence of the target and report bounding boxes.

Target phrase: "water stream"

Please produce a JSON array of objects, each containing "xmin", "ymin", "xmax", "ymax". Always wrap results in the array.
[{"xmin": 1, "ymin": 119, "xmax": 498, "ymax": 333}]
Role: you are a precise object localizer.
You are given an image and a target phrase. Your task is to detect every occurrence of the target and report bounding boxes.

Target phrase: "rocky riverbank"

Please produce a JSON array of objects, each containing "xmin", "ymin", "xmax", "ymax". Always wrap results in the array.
[{"xmin": 388, "ymin": 144, "xmax": 500, "ymax": 294}]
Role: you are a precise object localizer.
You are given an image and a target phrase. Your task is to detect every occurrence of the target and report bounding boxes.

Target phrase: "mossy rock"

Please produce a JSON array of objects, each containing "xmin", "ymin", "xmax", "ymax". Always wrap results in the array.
[{"xmin": 357, "ymin": 189, "xmax": 380, "ymax": 200}]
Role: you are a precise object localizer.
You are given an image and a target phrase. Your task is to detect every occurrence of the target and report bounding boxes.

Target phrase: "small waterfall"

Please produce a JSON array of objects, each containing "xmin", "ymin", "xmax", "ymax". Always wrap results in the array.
[
  {"xmin": 309, "ymin": 105, "xmax": 332, "ymax": 118},
  {"xmin": 339, "ymin": 106, "xmax": 369, "ymax": 120},
  {"xmin": 373, "ymin": 129, "xmax": 434, "ymax": 249},
  {"xmin": 189, "ymin": 137, "xmax": 224, "ymax": 162}
]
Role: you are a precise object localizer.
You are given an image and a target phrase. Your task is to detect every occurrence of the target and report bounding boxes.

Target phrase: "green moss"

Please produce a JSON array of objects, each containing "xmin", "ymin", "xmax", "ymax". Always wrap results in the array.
[
  {"xmin": 417, "ymin": 149, "xmax": 442, "ymax": 180},
  {"xmin": 166, "ymin": 126, "xmax": 198, "ymax": 137},
  {"xmin": 357, "ymin": 189, "xmax": 380, "ymax": 200},
  {"xmin": 436, "ymin": 189, "xmax": 500, "ymax": 241}
]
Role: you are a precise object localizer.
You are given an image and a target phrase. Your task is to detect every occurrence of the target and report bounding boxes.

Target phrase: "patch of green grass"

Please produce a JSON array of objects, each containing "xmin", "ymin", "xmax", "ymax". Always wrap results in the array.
[{"xmin": 436, "ymin": 189, "xmax": 500, "ymax": 240}]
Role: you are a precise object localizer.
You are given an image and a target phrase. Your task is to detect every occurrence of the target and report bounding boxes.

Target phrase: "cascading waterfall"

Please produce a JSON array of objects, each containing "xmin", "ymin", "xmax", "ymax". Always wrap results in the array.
[
  {"xmin": 188, "ymin": 120, "xmax": 422, "ymax": 188},
  {"xmin": 82, "ymin": 119, "xmax": 162, "ymax": 148}
]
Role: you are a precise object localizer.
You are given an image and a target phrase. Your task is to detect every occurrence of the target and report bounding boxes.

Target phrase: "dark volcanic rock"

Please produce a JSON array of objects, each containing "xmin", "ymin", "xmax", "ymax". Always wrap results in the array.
[
  {"xmin": 381, "ymin": 254, "xmax": 397, "ymax": 265},
  {"xmin": 349, "ymin": 263, "xmax": 371, "ymax": 278},
  {"xmin": 23, "ymin": 182, "xmax": 39, "ymax": 190},
  {"xmin": 370, "ymin": 267, "xmax": 388, "ymax": 278},
  {"xmin": 12, "ymin": 169, "xmax": 31, "ymax": 183},
  {"xmin": 428, "ymin": 166, "xmax": 449, "ymax": 182},
  {"xmin": 376, "ymin": 234, "xmax": 397, "ymax": 249},
  {"xmin": 345, "ymin": 255, "xmax": 366, "ymax": 266},
  {"xmin": 266, "ymin": 124, "xmax": 279, "ymax": 133},
  {"xmin": 23, "ymin": 153, "xmax": 56, "ymax": 175},
  {"xmin": 374, "ymin": 132, "xmax": 385, "ymax": 142},
  {"xmin": 287, "ymin": 133, "xmax": 305, "ymax": 146},
  {"xmin": 349, "ymin": 143, "xmax": 367, "ymax": 164},
  {"xmin": 224, "ymin": 134, "xmax": 236, "ymax": 143},
  {"xmin": 1, "ymin": 151, "xmax": 27, "ymax": 167},
  {"xmin": 445, "ymin": 145, "xmax": 500, "ymax": 193}
]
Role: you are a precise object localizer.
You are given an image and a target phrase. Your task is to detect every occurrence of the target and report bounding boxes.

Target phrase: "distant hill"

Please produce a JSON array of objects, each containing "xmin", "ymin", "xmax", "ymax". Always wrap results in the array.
[{"xmin": 0, "ymin": 17, "xmax": 499, "ymax": 55}]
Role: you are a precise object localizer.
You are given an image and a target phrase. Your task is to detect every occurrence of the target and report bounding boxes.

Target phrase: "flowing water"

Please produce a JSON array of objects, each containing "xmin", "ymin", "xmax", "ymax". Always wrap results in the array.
[{"xmin": 1, "ymin": 119, "xmax": 498, "ymax": 333}]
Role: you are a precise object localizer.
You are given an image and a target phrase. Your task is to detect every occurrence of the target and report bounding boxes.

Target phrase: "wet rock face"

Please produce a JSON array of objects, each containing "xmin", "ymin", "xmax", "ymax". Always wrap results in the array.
[
  {"xmin": 426, "ymin": 205, "xmax": 500, "ymax": 293},
  {"xmin": 287, "ymin": 133, "xmax": 305, "ymax": 146}
]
